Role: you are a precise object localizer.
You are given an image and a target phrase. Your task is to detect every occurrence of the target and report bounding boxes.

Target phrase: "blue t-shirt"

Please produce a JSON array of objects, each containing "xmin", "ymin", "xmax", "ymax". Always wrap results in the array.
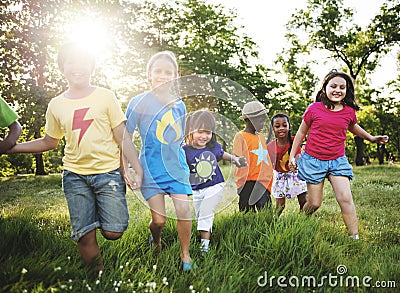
[
  {"xmin": 126, "ymin": 92, "xmax": 191, "ymax": 198},
  {"xmin": 183, "ymin": 142, "xmax": 225, "ymax": 190}
]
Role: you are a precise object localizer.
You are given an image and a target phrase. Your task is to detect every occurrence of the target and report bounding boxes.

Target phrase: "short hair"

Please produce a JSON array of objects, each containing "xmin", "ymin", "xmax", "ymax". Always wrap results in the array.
[{"xmin": 57, "ymin": 42, "xmax": 96, "ymax": 72}]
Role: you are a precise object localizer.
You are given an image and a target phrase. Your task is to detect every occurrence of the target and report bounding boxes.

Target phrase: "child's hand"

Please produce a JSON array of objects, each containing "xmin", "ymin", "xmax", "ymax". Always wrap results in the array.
[
  {"xmin": 124, "ymin": 168, "xmax": 142, "ymax": 190},
  {"xmin": 288, "ymin": 157, "xmax": 297, "ymax": 172},
  {"xmin": 0, "ymin": 139, "xmax": 14, "ymax": 154},
  {"xmin": 372, "ymin": 135, "xmax": 389, "ymax": 144},
  {"xmin": 233, "ymin": 156, "xmax": 247, "ymax": 167}
]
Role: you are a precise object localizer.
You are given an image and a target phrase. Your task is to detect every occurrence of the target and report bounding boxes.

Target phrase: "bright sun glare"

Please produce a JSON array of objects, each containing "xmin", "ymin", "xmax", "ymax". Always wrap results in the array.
[{"xmin": 64, "ymin": 18, "xmax": 111, "ymax": 60}]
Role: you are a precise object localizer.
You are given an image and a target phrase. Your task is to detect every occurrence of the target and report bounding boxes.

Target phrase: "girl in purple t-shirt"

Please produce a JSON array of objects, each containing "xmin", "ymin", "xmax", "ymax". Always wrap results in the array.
[
  {"xmin": 288, "ymin": 70, "xmax": 388, "ymax": 240},
  {"xmin": 184, "ymin": 109, "xmax": 246, "ymax": 253}
]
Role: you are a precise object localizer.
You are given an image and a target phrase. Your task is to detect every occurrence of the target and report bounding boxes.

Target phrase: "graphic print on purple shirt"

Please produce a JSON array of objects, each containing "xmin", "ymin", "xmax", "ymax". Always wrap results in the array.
[{"xmin": 183, "ymin": 142, "xmax": 225, "ymax": 190}]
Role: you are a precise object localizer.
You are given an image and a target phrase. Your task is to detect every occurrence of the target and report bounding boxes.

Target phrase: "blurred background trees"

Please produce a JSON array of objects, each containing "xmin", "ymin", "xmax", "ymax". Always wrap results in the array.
[{"xmin": 0, "ymin": 0, "xmax": 398, "ymax": 175}]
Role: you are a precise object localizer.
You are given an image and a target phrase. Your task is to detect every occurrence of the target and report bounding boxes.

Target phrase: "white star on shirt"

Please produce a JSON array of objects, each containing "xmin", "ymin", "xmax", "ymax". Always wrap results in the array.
[{"xmin": 251, "ymin": 140, "xmax": 269, "ymax": 165}]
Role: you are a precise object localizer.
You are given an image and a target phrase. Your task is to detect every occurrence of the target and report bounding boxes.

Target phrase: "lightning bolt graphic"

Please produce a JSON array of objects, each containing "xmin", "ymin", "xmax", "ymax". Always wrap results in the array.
[{"xmin": 72, "ymin": 108, "xmax": 94, "ymax": 146}]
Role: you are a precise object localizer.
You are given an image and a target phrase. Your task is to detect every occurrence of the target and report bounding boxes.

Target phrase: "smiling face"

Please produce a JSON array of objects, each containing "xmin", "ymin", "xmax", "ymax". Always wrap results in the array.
[
  {"xmin": 148, "ymin": 57, "xmax": 177, "ymax": 89},
  {"xmin": 272, "ymin": 116, "xmax": 289, "ymax": 141},
  {"xmin": 325, "ymin": 76, "xmax": 347, "ymax": 105},
  {"xmin": 191, "ymin": 129, "xmax": 213, "ymax": 149},
  {"xmin": 62, "ymin": 50, "xmax": 94, "ymax": 89}
]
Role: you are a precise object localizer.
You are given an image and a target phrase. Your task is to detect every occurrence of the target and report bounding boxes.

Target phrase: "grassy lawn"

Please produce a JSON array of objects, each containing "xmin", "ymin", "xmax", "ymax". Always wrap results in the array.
[{"xmin": 0, "ymin": 164, "xmax": 399, "ymax": 292}]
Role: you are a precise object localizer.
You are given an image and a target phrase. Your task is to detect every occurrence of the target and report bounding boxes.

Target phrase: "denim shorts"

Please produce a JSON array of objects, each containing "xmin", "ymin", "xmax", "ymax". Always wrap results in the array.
[
  {"xmin": 297, "ymin": 152, "xmax": 354, "ymax": 184},
  {"xmin": 62, "ymin": 168, "xmax": 129, "ymax": 241}
]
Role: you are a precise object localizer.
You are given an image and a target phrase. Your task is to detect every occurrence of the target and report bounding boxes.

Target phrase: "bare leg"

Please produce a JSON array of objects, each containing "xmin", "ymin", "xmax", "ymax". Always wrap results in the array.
[
  {"xmin": 101, "ymin": 230, "xmax": 123, "ymax": 240},
  {"xmin": 147, "ymin": 194, "xmax": 167, "ymax": 251},
  {"xmin": 297, "ymin": 192, "xmax": 307, "ymax": 211},
  {"xmin": 275, "ymin": 198, "xmax": 285, "ymax": 216},
  {"xmin": 77, "ymin": 229, "xmax": 103, "ymax": 271},
  {"xmin": 171, "ymin": 194, "xmax": 192, "ymax": 263},
  {"xmin": 328, "ymin": 175, "xmax": 358, "ymax": 236},
  {"xmin": 302, "ymin": 182, "xmax": 324, "ymax": 215},
  {"xmin": 200, "ymin": 230, "xmax": 211, "ymax": 240}
]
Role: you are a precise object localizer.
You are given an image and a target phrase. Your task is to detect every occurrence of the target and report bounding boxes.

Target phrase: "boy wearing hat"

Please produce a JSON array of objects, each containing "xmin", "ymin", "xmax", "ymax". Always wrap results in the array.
[{"xmin": 233, "ymin": 101, "xmax": 273, "ymax": 212}]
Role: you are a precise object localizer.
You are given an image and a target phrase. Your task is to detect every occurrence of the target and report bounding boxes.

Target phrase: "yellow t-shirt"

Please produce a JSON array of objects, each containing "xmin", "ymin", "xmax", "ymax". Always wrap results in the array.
[
  {"xmin": 45, "ymin": 87, "xmax": 126, "ymax": 175},
  {"xmin": 233, "ymin": 131, "xmax": 273, "ymax": 190}
]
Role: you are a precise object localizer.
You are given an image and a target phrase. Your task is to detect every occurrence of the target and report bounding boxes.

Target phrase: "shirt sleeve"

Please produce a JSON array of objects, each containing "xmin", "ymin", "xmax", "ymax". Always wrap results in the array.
[
  {"xmin": 125, "ymin": 96, "xmax": 140, "ymax": 133},
  {"xmin": 0, "ymin": 97, "xmax": 19, "ymax": 128},
  {"xmin": 215, "ymin": 142, "xmax": 224, "ymax": 161},
  {"xmin": 107, "ymin": 93, "xmax": 126, "ymax": 129},
  {"xmin": 45, "ymin": 101, "xmax": 64, "ymax": 139},
  {"xmin": 302, "ymin": 103, "xmax": 314, "ymax": 127}
]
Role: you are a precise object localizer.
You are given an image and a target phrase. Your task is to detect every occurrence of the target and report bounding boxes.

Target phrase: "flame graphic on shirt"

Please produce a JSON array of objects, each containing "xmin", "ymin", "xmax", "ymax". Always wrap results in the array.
[
  {"xmin": 280, "ymin": 152, "xmax": 290, "ymax": 171},
  {"xmin": 155, "ymin": 109, "xmax": 181, "ymax": 144},
  {"xmin": 72, "ymin": 108, "xmax": 94, "ymax": 146}
]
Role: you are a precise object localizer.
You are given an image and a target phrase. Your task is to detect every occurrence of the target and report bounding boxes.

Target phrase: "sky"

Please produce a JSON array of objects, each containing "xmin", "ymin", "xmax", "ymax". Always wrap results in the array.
[{"xmin": 213, "ymin": 0, "xmax": 398, "ymax": 88}]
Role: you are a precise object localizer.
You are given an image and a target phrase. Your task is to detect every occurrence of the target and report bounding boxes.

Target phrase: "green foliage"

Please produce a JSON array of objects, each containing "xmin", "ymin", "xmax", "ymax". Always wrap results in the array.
[
  {"xmin": 0, "ymin": 165, "xmax": 399, "ymax": 292},
  {"xmin": 278, "ymin": 0, "xmax": 400, "ymax": 164},
  {"xmin": 1, "ymin": 0, "xmax": 398, "ymax": 174}
]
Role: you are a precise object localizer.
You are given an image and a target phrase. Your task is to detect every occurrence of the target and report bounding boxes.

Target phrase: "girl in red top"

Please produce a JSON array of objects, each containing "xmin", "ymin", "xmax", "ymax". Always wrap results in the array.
[
  {"xmin": 289, "ymin": 70, "xmax": 388, "ymax": 239},
  {"xmin": 267, "ymin": 113, "xmax": 307, "ymax": 216}
]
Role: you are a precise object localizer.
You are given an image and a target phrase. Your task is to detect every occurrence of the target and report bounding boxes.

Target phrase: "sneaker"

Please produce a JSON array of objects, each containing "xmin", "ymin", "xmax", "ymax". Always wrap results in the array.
[{"xmin": 181, "ymin": 260, "xmax": 198, "ymax": 271}]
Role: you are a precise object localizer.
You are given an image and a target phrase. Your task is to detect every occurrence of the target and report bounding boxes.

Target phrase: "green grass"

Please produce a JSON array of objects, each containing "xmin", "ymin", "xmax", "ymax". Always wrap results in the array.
[{"xmin": 0, "ymin": 164, "xmax": 399, "ymax": 292}]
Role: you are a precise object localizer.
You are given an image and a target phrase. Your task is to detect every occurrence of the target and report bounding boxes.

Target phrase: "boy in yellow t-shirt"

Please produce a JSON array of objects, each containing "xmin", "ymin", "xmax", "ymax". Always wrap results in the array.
[
  {"xmin": 233, "ymin": 101, "xmax": 273, "ymax": 212},
  {"xmin": 8, "ymin": 42, "xmax": 143, "ymax": 273}
]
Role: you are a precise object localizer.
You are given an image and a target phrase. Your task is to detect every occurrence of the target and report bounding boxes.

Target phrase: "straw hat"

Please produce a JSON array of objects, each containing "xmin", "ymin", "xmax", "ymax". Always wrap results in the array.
[{"xmin": 239, "ymin": 101, "xmax": 268, "ymax": 119}]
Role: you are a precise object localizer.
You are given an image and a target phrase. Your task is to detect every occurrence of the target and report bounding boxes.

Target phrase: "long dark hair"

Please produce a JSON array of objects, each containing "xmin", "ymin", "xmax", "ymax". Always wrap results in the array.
[
  {"xmin": 270, "ymin": 113, "xmax": 293, "ymax": 155},
  {"xmin": 315, "ymin": 69, "xmax": 360, "ymax": 110},
  {"xmin": 185, "ymin": 109, "xmax": 217, "ymax": 149}
]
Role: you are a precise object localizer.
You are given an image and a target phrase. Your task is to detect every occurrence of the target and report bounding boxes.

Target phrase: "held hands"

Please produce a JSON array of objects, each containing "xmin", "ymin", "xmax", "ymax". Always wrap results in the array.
[
  {"xmin": 0, "ymin": 139, "xmax": 15, "ymax": 155},
  {"xmin": 372, "ymin": 135, "xmax": 389, "ymax": 144},
  {"xmin": 123, "ymin": 167, "xmax": 142, "ymax": 190},
  {"xmin": 288, "ymin": 156, "xmax": 297, "ymax": 172},
  {"xmin": 232, "ymin": 156, "xmax": 247, "ymax": 168}
]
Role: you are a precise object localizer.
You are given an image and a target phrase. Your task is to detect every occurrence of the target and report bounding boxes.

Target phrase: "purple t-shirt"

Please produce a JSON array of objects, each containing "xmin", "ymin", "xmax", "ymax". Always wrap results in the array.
[
  {"xmin": 183, "ymin": 142, "xmax": 225, "ymax": 190},
  {"xmin": 303, "ymin": 102, "xmax": 358, "ymax": 160}
]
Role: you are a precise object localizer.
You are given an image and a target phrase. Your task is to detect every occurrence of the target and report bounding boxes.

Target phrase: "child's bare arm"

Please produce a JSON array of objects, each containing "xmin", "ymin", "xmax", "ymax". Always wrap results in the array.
[
  {"xmin": 113, "ymin": 122, "xmax": 143, "ymax": 189},
  {"xmin": 288, "ymin": 120, "xmax": 309, "ymax": 171},
  {"xmin": 0, "ymin": 120, "xmax": 22, "ymax": 154},
  {"xmin": 222, "ymin": 152, "xmax": 247, "ymax": 167},
  {"xmin": 348, "ymin": 124, "xmax": 389, "ymax": 144},
  {"xmin": 7, "ymin": 134, "xmax": 59, "ymax": 154}
]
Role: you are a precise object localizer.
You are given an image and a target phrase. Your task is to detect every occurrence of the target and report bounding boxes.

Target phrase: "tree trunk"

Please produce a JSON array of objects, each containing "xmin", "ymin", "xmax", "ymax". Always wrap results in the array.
[
  {"xmin": 377, "ymin": 144, "xmax": 386, "ymax": 165},
  {"xmin": 354, "ymin": 136, "xmax": 364, "ymax": 166},
  {"xmin": 35, "ymin": 153, "xmax": 47, "ymax": 175}
]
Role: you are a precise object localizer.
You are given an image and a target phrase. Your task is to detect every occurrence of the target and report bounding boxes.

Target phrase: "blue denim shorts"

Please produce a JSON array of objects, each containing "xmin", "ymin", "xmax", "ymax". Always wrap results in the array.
[
  {"xmin": 62, "ymin": 168, "xmax": 129, "ymax": 241},
  {"xmin": 297, "ymin": 152, "xmax": 354, "ymax": 184}
]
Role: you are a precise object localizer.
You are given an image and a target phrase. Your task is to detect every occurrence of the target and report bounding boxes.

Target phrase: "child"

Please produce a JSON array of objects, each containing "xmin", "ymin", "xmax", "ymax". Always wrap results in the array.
[
  {"xmin": 288, "ymin": 69, "xmax": 388, "ymax": 239},
  {"xmin": 0, "ymin": 97, "xmax": 22, "ymax": 154},
  {"xmin": 183, "ymin": 109, "xmax": 246, "ymax": 253},
  {"xmin": 267, "ymin": 113, "xmax": 307, "ymax": 216},
  {"xmin": 8, "ymin": 42, "xmax": 143, "ymax": 272},
  {"xmin": 125, "ymin": 51, "xmax": 195, "ymax": 271},
  {"xmin": 233, "ymin": 101, "xmax": 273, "ymax": 212}
]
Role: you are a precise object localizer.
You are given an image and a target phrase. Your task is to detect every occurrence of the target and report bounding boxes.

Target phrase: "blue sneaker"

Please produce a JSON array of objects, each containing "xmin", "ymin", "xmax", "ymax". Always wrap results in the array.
[{"xmin": 181, "ymin": 260, "xmax": 198, "ymax": 271}]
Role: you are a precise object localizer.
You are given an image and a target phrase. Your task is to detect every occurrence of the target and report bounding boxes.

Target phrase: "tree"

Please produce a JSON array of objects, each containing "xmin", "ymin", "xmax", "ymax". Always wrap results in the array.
[
  {"xmin": 280, "ymin": 0, "xmax": 400, "ymax": 164},
  {"xmin": 0, "ymin": 0, "xmax": 133, "ymax": 174}
]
